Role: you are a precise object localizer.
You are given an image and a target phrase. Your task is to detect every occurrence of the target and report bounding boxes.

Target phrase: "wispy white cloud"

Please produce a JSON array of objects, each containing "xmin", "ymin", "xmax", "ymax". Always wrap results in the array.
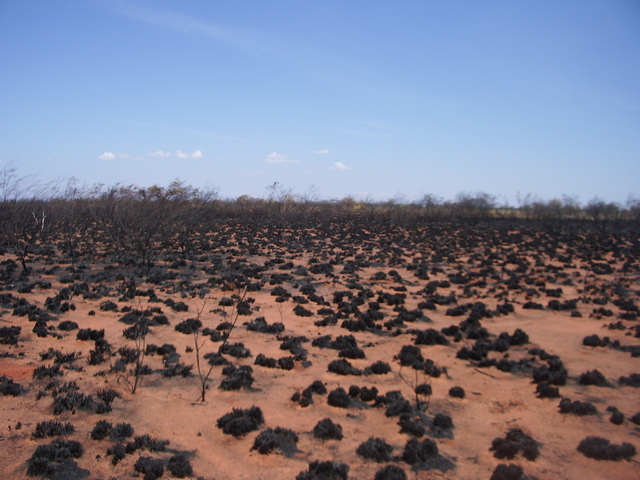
[
  {"xmin": 330, "ymin": 161, "xmax": 351, "ymax": 171},
  {"xmin": 111, "ymin": 3, "xmax": 281, "ymax": 56},
  {"xmin": 176, "ymin": 149, "xmax": 203, "ymax": 159},
  {"xmin": 98, "ymin": 152, "xmax": 116, "ymax": 161},
  {"xmin": 265, "ymin": 152, "xmax": 299, "ymax": 164},
  {"xmin": 148, "ymin": 150, "xmax": 171, "ymax": 158},
  {"xmin": 314, "ymin": 149, "xmax": 332, "ymax": 154}
]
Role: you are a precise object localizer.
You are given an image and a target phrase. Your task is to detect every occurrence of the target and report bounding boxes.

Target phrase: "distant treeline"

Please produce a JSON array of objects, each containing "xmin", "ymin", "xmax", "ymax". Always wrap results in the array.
[{"xmin": 1, "ymin": 162, "xmax": 639, "ymax": 273}]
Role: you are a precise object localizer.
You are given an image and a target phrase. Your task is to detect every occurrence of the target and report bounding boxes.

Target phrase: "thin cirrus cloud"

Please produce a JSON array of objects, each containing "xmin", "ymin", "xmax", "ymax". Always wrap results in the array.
[
  {"xmin": 314, "ymin": 149, "xmax": 332, "ymax": 154},
  {"xmin": 265, "ymin": 152, "xmax": 299, "ymax": 164}
]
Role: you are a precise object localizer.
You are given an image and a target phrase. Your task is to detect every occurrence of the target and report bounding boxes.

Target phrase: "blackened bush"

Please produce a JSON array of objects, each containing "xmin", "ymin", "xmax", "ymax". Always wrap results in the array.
[
  {"xmin": 172, "ymin": 301, "xmax": 189, "ymax": 312},
  {"xmin": 219, "ymin": 365, "xmax": 254, "ymax": 391},
  {"xmin": 174, "ymin": 318, "xmax": 202, "ymax": 334},
  {"xmin": 167, "ymin": 453, "xmax": 193, "ymax": 478},
  {"xmin": 296, "ymin": 460, "xmax": 349, "ymax": 480},
  {"xmin": 339, "ymin": 346, "xmax": 365, "ymax": 359},
  {"xmin": 107, "ymin": 443, "xmax": 126, "ymax": 465},
  {"xmin": 255, "ymin": 354, "xmax": 277, "ymax": 368},
  {"xmin": 619, "ymin": 373, "xmax": 640, "ymax": 387},
  {"xmin": 360, "ymin": 386, "xmax": 379, "ymax": 402},
  {"xmin": 309, "ymin": 380, "xmax": 327, "ymax": 395},
  {"xmin": 128, "ymin": 434, "xmax": 169, "ymax": 453},
  {"xmin": 374, "ymin": 465, "xmax": 407, "ymax": 480},
  {"xmin": 382, "ymin": 391, "xmax": 413, "ymax": 417},
  {"xmin": 278, "ymin": 356, "xmax": 295, "ymax": 370},
  {"xmin": 401, "ymin": 438, "xmax": 438, "ymax": 464},
  {"xmin": 221, "ymin": 342, "xmax": 252, "ymax": 358},
  {"xmin": 0, "ymin": 375, "xmax": 23, "ymax": 396},
  {"xmin": 57, "ymin": 321, "xmax": 78, "ymax": 331},
  {"xmin": 631, "ymin": 412, "xmax": 640, "ymax": 425},
  {"xmin": 134, "ymin": 456, "xmax": 164, "ymax": 480},
  {"xmin": 26, "ymin": 439, "xmax": 83, "ymax": 476},
  {"xmin": 577, "ymin": 436, "xmax": 636, "ymax": 461},
  {"xmin": 33, "ymin": 420, "xmax": 75, "ymax": 438},
  {"xmin": 398, "ymin": 418, "xmax": 425, "ymax": 437},
  {"xmin": 490, "ymin": 464, "xmax": 524, "ymax": 480},
  {"xmin": 448, "ymin": 386, "xmax": 465, "ymax": 399},
  {"xmin": 395, "ymin": 345, "xmax": 424, "ymax": 369},
  {"xmin": 313, "ymin": 418, "xmax": 343, "ymax": 440},
  {"xmin": 162, "ymin": 362, "xmax": 193, "ymax": 378},
  {"xmin": 523, "ymin": 302, "xmax": 543, "ymax": 310},
  {"xmin": 111, "ymin": 422, "xmax": 134, "ymax": 440},
  {"xmin": 535, "ymin": 383, "xmax": 560, "ymax": 398},
  {"xmin": 327, "ymin": 387, "xmax": 351, "ymax": 408},
  {"xmin": 247, "ymin": 317, "xmax": 285, "ymax": 334},
  {"xmin": 368, "ymin": 361, "xmax": 391, "ymax": 375},
  {"xmin": 510, "ymin": 329, "xmax": 529, "ymax": 346},
  {"xmin": 293, "ymin": 305, "xmax": 314, "ymax": 317},
  {"xmin": 348, "ymin": 385, "xmax": 361, "ymax": 398},
  {"xmin": 356, "ymin": 437, "xmax": 393, "ymax": 462},
  {"xmin": 610, "ymin": 410, "xmax": 625, "ymax": 425},
  {"xmin": 76, "ymin": 328, "xmax": 104, "ymax": 341},
  {"xmin": 432, "ymin": 413, "xmax": 453, "ymax": 430},
  {"xmin": 252, "ymin": 427, "xmax": 299, "ymax": 456},
  {"xmin": 559, "ymin": 398, "xmax": 597, "ymax": 416},
  {"xmin": 579, "ymin": 369, "xmax": 608, "ymax": 386},
  {"xmin": 217, "ymin": 406, "xmax": 264, "ymax": 437},
  {"xmin": 491, "ymin": 428, "xmax": 539, "ymax": 461},
  {"xmin": 0, "ymin": 325, "xmax": 21, "ymax": 344},
  {"xmin": 414, "ymin": 328, "xmax": 449, "ymax": 346},
  {"xmin": 328, "ymin": 359, "xmax": 362, "ymax": 376},
  {"xmin": 583, "ymin": 334, "xmax": 609, "ymax": 347},
  {"xmin": 91, "ymin": 420, "xmax": 112, "ymax": 440},
  {"xmin": 33, "ymin": 364, "xmax": 63, "ymax": 379}
]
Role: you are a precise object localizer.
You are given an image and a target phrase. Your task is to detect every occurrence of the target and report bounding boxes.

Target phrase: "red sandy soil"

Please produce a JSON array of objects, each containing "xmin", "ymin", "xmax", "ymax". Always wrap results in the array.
[{"xmin": 1, "ymin": 226, "xmax": 639, "ymax": 480}]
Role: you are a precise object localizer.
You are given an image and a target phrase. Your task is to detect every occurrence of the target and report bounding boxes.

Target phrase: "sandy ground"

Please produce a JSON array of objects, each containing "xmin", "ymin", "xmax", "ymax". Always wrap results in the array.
[{"xmin": 1, "ymin": 226, "xmax": 639, "ymax": 480}]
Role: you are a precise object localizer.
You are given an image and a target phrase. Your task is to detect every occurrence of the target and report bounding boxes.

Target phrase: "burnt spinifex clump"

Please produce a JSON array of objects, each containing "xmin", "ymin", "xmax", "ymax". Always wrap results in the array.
[
  {"xmin": 490, "ymin": 428, "xmax": 540, "ymax": 461},
  {"xmin": 217, "ymin": 406, "xmax": 264, "ymax": 437},
  {"xmin": 577, "ymin": 436, "xmax": 636, "ymax": 461}
]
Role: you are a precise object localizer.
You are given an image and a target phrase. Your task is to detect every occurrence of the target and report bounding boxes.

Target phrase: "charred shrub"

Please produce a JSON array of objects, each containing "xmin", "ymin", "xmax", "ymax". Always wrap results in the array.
[
  {"xmin": 90, "ymin": 420, "xmax": 112, "ymax": 440},
  {"xmin": 328, "ymin": 359, "xmax": 362, "ymax": 376},
  {"xmin": 313, "ymin": 418, "xmax": 343, "ymax": 440},
  {"xmin": 134, "ymin": 456, "xmax": 164, "ymax": 480},
  {"xmin": 26, "ymin": 439, "xmax": 84, "ymax": 477},
  {"xmin": 618, "ymin": 373, "xmax": 640, "ymax": 387},
  {"xmin": 535, "ymin": 383, "xmax": 560, "ymax": 398},
  {"xmin": 432, "ymin": 413, "xmax": 453, "ymax": 430},
  {"xmin": 583, "ymin": 334, "xmax": 609, "ymax": 347},
  {"xmin": 0, "ymin": 375, "xmax": 23, "ymax": 396},
  {"xmin": 579, "ymin": 369, "xmax": 608, "ymax": 386},
  {"xmin": 111, "ymin": 422, "xmax": 135, "ymax": 440},
  {"xmin": 610, "ymin": 410, "xmax": 625, "ymax": 425},
  {"xmin": 221, "ymin": 342, "xmax": 251, "ymax": 358},
  {"xmin": 356, "ymin": 437, "xmax": 393, "ymax": 462},
  {"xmin": 217, "ymin": 406, "xmax": 264, "ymax": 437},
  {"xmin": 395, "ymin": 345, "xmax": 424, "ymax": 369},
  {"xmin": 368, "ymin": 361, "xmax": 391, "ymax": 375},
  {"xmin": 0, "ymin": 325, "xmax": 21, "ymax": 344},
  {"xmin": 327, "ymin": 387, "xmax": 351, "ymax": 408},
  {"xmin": 401, "ymin": 437, "xmax": 439, "ymax": 464},
  {"xmin": 174, "ymin": 318, "xmax": 202, "ymax": 334},
  {"xmin": 490, "ymin": 428, "xmax": 539, "ymax": 461},
  {"xmin": 559, "ymin": 398, "xmax": 597, "ymax": 416},
  {"xmin": 577, "ymin": 436, "xmax": 636, "ymax": 461},
  {"xmin": 398, "ymin": 417, "xmax": 425, "ymax": 437},
  {"xmin": 247, "ymin": 316, "xmax": 285, "ymax": 334},
  {"xmin": 490, "ymin": 464, "xmax": 524, "ymax": 480},
  {"xmin": 167, "ymin": 453, "xmax": 193, "ymax": 478},
  {"xmin": 33, "ymin": 364, "xmax": 63, "ymax": 379},
  {"xmin": 32, "ymin": 420, "xmax": 75, "ymax": 439},
  {"xmin": 448, "ymin": 386, "xmax": 465, "ymax": 399},
  {"xmin": 252, "ymin": 427, "xmax": 299, "ymax": 456},
  {"xmin": 374, "ymin": 465, "xmax": 407, "ymax": 480},
  {"xmin": 219, "ymin": 365, "xmax": 255, "ymax": 391},
  {"xmin": 296, "ymin": 460, "xmax": 349, "ymax": 480},
  {"xmin": 76, "ymin": 328, "xmax": 104, "ymax": 341}
]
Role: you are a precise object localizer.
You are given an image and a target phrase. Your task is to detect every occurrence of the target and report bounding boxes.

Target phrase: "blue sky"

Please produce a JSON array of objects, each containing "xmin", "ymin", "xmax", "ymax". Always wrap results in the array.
[{"xmin": 1, "ymin": 0, "xmax": 639, "ymax": 204}]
